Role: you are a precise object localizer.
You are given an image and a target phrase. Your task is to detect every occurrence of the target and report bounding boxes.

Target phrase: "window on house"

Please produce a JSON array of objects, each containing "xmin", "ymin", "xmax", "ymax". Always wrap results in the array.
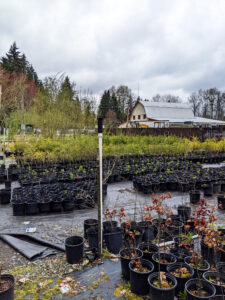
[
  {"xmin": 138, "ymin": 115, "xmax": 141, "ymax": 120},
  {"xmin": 133, "ymin": 115, "xmax": 135, "ymax": 120},
  {"xmin": 143, "ymin": 114, "xmax": 146, "ymax": 119}
]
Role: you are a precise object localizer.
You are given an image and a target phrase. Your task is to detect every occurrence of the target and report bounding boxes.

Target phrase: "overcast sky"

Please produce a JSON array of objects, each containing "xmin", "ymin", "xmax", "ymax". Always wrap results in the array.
[{"xmin": 1, "ymin": 0, "xmax": 225, "ymax": 101}]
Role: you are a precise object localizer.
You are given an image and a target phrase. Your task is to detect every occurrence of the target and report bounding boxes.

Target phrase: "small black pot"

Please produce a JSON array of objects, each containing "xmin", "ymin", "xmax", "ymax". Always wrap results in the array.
[
  {"xmin": 5, "ymin": 180, "xmax": 11, "ymax": 190},
  {"xmin": 25, "ymin": 202, "xmax": 39, "ymax": 215},
  {"xmin": 119, "ymin": 248, "xmax": 143, "ymax": 280},
  {"xmin": 152, "ymin": 252, "xmax": 177, "ymax": 272},
  {"xmin": 168, "ymin": 219, "xmax": 183, "ymax": 236},
  {"xmin": 218, "ymin": 195, "xmax": 225, "ymax": 210},
  {"xmin": 129, "ymin": 259, "xmax": 154, "ymax": 295},
  {"xmin": 148, "ymin": 272, "xmax": 177, "ymax": 300},
  {"xmin": 12, "ymin": 202, "xmax": 25, "ymax": 216},
  {"xmin": 203, "ymin": 272, "xmax": 225, "ymax": 295},
  {"xmin": 190, "ymin": 190, "xmax": 201, "ymax": 204},
  {"xmin": 177, "ymin": 205, "xmax": 191, "ymax": 221},
  {"xmin": 39, "ymin": 201, "xmax": 51, "ymax": 213},
  {"xmin": 0, "ymin": 274, "xmax": 14, "ymax": 300},
  {"xmin": 104, "ymin": 227, "xmax": 123, "ymax": 254},
  {"xmin": 203, "ymin": 183, "xmax": 213, "ymax": 197},
  {"xmin": 167, "ymin": 262, "xmax": 194, "ymax": 296},
  {"xmin": 213, "ymin": 182, "xmax": 221, "ymax": 194},
  {"xmin": 103, "ymin": 221, "xmax": 118, "ymax": 233},
  {"xmin": 84, "ymin": 219, "xmax": 98, "ymax": 239},
  {"xmin": 65, "ymin": 236, "xmax": 84, "ymax": 264},
  {"xmin": 138, "ymin": 242, "xmax": 159, "ymax": 262},
  {"xmin": 86, "ymin": 228, "xmax": 99, "ymax": 249},
  {"xmin": 51, "ymin": 200, "xmax": 63, "ymax": 212},
  {"xmin": 138, "ymin": 221, "xmax": 155, "ymax": 242},
  {"xmin": 62, "ymin": 200, "xmax": 75, "ymax": 212},
  {"xmin": 185, "ymin": 278, "xmax": 216, "ymax": 300},
  {"xmin": 184, "ymin": 256, "xmax": 210, "ymax": 278}
]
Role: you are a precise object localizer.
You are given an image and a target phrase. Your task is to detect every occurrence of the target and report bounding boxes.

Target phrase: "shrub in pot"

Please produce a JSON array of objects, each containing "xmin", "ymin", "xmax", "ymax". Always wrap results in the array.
[
  {"xmin": 138, "ymin": 242, "xmax": 158, "ymax": 262},
  {"xmin": 119, "ymin": 248, "xmax": 143, "ymax": 280},
  {"xmin": 184, "ymin": 256, "xmax": 210, "ymax": 278},
  {"xmin": 0, "ymin": 273, "xmax": 14, "ymax": 300},
  {"xmin": 65, "ymin": 236, "xmax": 84, "ymax": 264},
  {"xmin": 148, "ymin": 271, "xmax": 177, "ymax": 300},
  {"xmin": 203, "ymin": 271, "xmax": 225, "ymax": 295},
  {"xmin": 167, "ymin": 262, "xmax": 194, "ymax": 296},
  {"xmin": 152, "ymin": 252, "xmax": 177, "ymax": 272},
  {"xmin": 129, "ymin": 259, "xmax": 154, "ymax": 295},
  {"xmin": 185, "ymin": 278, "xmax": 216, "ymax": 300}
]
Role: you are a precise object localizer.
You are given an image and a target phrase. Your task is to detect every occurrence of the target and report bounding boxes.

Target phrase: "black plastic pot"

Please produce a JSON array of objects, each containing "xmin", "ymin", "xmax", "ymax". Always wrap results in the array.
[
  {"xmin": 218, "ymin": 195, "xmax": 225, "ymax": 210},
  {"xmin": 25, "ymin": 202, "xmax": 39, "ymax": 215},
  {"xmin": 169, "ymin": 247, "xmax": 192, "ymax": 262},
  {"xmin": 184, "ymin": 256, "xmax": 210, "ymax": 278},
  {"xmin": 12, "ymin": 202, "xmax": 25, "ymax": 216},
  {"xmin": 177, "ymin": 205, "xmax": 191, "ymax": 221},
  {"xmin": 148, "ymin": 272, "xmax": 177, "ymax": 300},
  {"xmin": 138, "ymin": 242, "xmax": 159, "ymax": 262},
  {"xmin": 0, "ymin": 274, "xmax": 14, "ymax": 300},
  {"xmin": 203, "ymin": 272, "xmax": 225, "ymax": 295},
  {"xmin": 119, "ymin": 248, "xmax": 143, "ymax": 280},
  {"xmin": 167, "ymin": 262, "xmax": 194, "ymax": 296},
  {"xmin": 213, "ymin": 182, "xmax": 221, "ymax": 194},
  {"xmin": 5, "ymin": 180, "xmax": 11, "ymax": 190},
  {"xmin": 104, "ymin": 227, "xmax": 123, "ymax": 254},
  {"xmin": 201, "ymin": 239, "xmax": 221, "ymax": 265},
  {"xmin": 213, "ymin": 296, "xmax": 225, "ymax": 300},
  {"xmin": 190, "ymin": 190, "xmax": 201, "ymax": 204},
  {"xmin": 84, "ymin": 219, "xmax": 98, "ymax": 239},
  {"xmin": 216, "ymin": 262, "xmax": 225, "ymax": 274},
  {"xmin": 62, "ymin": 200, "xmax": 75, "ymax": 212},
  {"xmin": 203, "ymin": 183, "xmax": 213, "ymax": 197},
  {"xmin": 65, "ymin": 236, "xmax": 84, "ymax": 264},
  {"xmin": 39, "ymin": 201, "xmax": 51, "ymax": 213},
  {"xmin": 103, "ymin": 221, "xmax": 118, "ymax": 233},
  {"xmin": 168, "ymin": 219, "xmax": 183, "ymax": 236},
  {"xmin": 0, "ymin": 189, "xmax": 10, "ymax": 205},
  {"xmin": 86, "ymin": 229, "xmax": 99, "ymax": 249},
  {"xmin": 185, "ymin": 278, "xmax": 216, "ymax": 300},
  {"xmin": 51, "ymin": 200, "xmax": 63, "ymax": 212},
  {"xmin": 129, "ymin": 259, "xmax": 154, "ymax": 295},
  {"xmin": 137, "ymin": 221, "xmax": 155, "ymax": 242},
  {"xmin": 152, "ymin": 252, "xmax": 177, "ymax": 272}
]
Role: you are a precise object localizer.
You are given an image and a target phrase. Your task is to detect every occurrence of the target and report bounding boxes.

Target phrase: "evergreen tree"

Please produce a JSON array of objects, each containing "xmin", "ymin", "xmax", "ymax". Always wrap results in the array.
[{"xmin": 98, "ymin": 90, "xmax": 111, "ymax": 118}]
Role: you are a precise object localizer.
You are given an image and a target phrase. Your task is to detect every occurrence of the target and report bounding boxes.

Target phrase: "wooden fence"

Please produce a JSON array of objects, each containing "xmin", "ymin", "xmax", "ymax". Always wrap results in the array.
[{"xmin": 109, "ymin": 127, "xmax": 225, "ymax": 141}]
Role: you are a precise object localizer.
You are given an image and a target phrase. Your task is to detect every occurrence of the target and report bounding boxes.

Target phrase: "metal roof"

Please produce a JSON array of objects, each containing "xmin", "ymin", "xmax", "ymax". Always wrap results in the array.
[
  {"xmin": 139, "ymin": 101, "xmax": 225, "ymax": 125},
  {"xmin": 140, "ymin": 101, "xmax": 194, "ymax": 119}
]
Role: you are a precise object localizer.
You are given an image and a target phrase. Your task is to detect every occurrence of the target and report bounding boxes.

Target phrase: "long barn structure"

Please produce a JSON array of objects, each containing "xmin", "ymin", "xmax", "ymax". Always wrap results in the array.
[{"xmin": 120, "ymin": 100, "xmax": 225, "ymax": 128}]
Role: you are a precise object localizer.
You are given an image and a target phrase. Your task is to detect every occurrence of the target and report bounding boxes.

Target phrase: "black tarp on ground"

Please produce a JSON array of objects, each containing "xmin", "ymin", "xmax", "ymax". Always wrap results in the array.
[{"xmin": 0, "ymin": 233, "xmax": 65, "ymax": 260}]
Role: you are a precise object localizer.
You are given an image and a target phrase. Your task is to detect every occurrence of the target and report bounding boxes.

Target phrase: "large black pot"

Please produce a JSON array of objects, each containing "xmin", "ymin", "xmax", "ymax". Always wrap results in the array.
[
  {"xmin": 39, "ymin": 201, "xmax": 51, "ymax": 213},
  {"xmin": 12, "ymin": 202, "xmax": 25, "ymax": 216},
  {"xmin": 185, "ymin": 278, "xmax": 216, "ymax": 300},
  {"xmin": 184, "ymin": 256, "xmax": 210, "ymax": 278},
  {"xmin": 203, "ymin": 272, "xmax": 225, "ymax": 295},
  {"xmin": 104, "ymin": 227, "xmax": 123, "ymax": 254},
  {"xmin": 129, "ymin": 259, "xmax": 154, "ymax": 295},
  {"xmin": 65, "ymin": 236, "xmax": 84, "ymax": 264},
  {"xmin": 138, "ymin": 242, "xmax": 159, "ymax": 262},
  {"xmin": 83, "ymin": 219, "xmax": 98, "ymax": 239},
  {"xmin": 25, "ymin": 202, "xmax": 39, "ymax": 215},
  {"xmin": 152, "ymin": 252, "xmax": 177, "ymax": 272},
  {"xmin": 201, "ymin": 239, "xmax": 221, "ymax": 265},
  {"xmin": 119, "ymin": 248, "xmax": 143, "ymax": 280},
  {"xmin": 0, "ymin": 274, "xmax": 14, "ymax": 300},
  {"xmin": 148, "ymin": 272, "xmax": 177, "ymax": 300},
  {"xmin": 167, "ymin": 262, "xmax": 194, "ymax": 296},
  {"xmin": 203, "ymin": 183, "xmax": 213, "ymax": 197},
  {"xmin": 0, "ymin": 189, "xmax": 11, "ymax": 205}
]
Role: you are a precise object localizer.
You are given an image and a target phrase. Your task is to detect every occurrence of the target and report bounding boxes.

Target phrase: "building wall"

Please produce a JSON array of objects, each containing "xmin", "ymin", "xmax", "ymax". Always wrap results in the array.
[{"xmin": 130, "ymin": 103, "xmax": 146, "ymax": 121}]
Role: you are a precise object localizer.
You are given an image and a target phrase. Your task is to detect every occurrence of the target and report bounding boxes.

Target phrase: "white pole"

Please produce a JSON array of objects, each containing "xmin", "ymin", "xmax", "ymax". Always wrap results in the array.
[
  {"xmin": 98, "ymin": 116, "xmax": 103, "ymax": 256},
  {"xmin": 98, "ymin": 132, "xmax": 103, "ymax": 254}
]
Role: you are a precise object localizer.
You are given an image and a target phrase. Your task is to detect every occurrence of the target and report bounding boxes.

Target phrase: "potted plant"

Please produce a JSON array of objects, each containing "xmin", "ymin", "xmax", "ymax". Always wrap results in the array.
[
  {"xmin": 129, "ymin": 259, "xmax": 154, "ymax": 295},
  {"xmin": 0, "ymin": 265, "xmax": 14, "ymax": 300}
]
